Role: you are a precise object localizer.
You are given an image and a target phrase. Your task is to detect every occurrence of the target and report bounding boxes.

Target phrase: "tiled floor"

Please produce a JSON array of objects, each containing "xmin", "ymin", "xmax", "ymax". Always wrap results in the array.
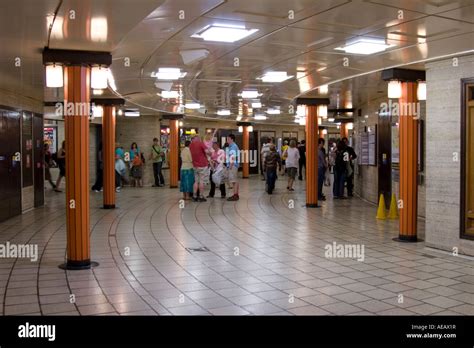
[{"xmin": 1, "ymin": 176, "xmax": 474, "ymax": 316}]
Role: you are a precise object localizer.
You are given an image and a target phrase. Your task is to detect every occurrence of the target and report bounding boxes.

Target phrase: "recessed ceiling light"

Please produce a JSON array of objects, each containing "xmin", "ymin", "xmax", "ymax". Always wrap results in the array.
[
  {"xmin": 252, "ymin": 102, "xmax": 262, "ymax": 108},
  {"xmin": 185, "ymin": 103, "xmax": 201, "ymax": 109},
  {"xmin": 160, "ymin": 91, "xmax": 180, "ymax": 99},
  {"xmin": 335, "ymin": 38, "xmax": 394, "ymax": 55},
  {"xmin": 258, "ymin": 71, "xmax": 293, "ymax": 83},
  {"xmin": 217, "ymin": 109, "xmax": 231, "ymax": 116},
  {"xmin": 151, "ymin": 68, "xmax": 187, "ymax": 80},
  {"xmin": 266, "ymin": 108, "xmax": 281, "ymax": 115},
  {"xmin": 240, "ymin": 90, "xmax": 261, "ymax": 99},
  {"xmin": 125, "ymin": 110, "xmax": 140, "ymax": 117},
  {"xmin": 191, "ymin": 24, "xmax": 259, "ymax": 43},
  {"xmin": 328, "ymin": 118, "xmax": 335, "ymax": 122},
  {"xmin": 254, "ymin": 114, "xmax": 267, "ymax": 120},
  {"xmin": 319, "ymin": 85, "xmax": 329, "ymax": 94}
]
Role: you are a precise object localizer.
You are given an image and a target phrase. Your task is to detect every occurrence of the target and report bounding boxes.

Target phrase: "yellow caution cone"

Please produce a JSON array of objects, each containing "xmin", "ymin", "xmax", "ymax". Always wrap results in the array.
[
  {"xmin": 376, "ymin": 193, "xmax": 387, "ymax": 220},
  {"xmin": 388, "ymin": 194, "xmax": 399, "ymax": 219}
]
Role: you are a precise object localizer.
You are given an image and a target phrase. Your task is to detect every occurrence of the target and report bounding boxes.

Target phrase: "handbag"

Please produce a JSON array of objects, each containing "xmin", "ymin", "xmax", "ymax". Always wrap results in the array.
[{"xmin": 324, "ymin": 167, "xmax": 331, "ymax": 186}]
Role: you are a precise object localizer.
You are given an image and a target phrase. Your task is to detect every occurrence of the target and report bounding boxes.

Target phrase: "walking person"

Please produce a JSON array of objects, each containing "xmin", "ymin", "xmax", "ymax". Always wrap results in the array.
[
  {"xmin": 92, "ymin": 142, "xmax": 103, "ymax": 192},
  {"xmin": 54, "ymin": 140, "xmax": 66, "ymax": 192},
  {"xmin": 260, "ymin": 138, "xmax": 271, "ymax": 181},
  {"xmin": 264, "ymin": 145, "xmax": 281, "ymax": 195},
  {"xmin": 284, "ymin": 140, "xmax": 299, "ymax": 192},
  {"xmin": 318, "ymin": 138, "xmax": 328, "ymax": 201},
  {"xmin": 280, "ymin": 140, "xmax": 289, "ymax": 176},
  {"xmin": 190, "ymin": 135, "xmax": 211, "ymax": 202},
  {"xmin": 298, "ymin": 140, "xmax": 306, "ymax": 181},
  {"xmin": 333, "ymin": 140, "xmax": 348, "ymax": 199},
  {"xmin": 342, "ymin": 137, "xmax": 357, "ymax": 197},
  {"xmin": 180, "ymin": 140, "xmax": 194, "ymax": 201},
  {"xmin": 208, "ymin": 142, "xmax": 226, "ymax": 198},
  {"xmin": 44, "ymin": 143, "xmax": 56, "ymax": 190},
  {"xmin": 226, "ymin": 134, "xmax": 240, "ymax": 201},
  {"xmin": 149, "ymin": 137, "xmax": 165, "ymax": 187}
]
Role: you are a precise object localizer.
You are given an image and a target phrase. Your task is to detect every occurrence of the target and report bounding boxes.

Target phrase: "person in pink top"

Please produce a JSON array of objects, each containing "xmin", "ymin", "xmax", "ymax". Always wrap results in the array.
[
  {"xmin": 207, "ymin": 142, "xmax": 226, "ymax": 198},
  {"xmin": 189, "ymin": 135, "xmax": 211, "ymax": 202}
]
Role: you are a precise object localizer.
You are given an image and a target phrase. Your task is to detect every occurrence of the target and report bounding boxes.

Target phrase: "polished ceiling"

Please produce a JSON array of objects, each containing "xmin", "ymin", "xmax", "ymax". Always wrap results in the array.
[{"xmin": 1, "ymin": 0, "xmax": 474, "ymax": 125}]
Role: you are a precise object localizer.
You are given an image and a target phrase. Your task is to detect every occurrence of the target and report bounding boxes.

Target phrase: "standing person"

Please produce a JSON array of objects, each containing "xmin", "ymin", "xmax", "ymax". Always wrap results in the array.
[
  {"xmin": 129, "ymin": 142, "xmax": 141, "ymax": 162},
  {"xmin": 189, "ymin": 135, "xmax": 210, "ymax": 202},
  {"xmin": 226, "ymin": 134, "xmax": 240, "ymax": 201},
  {"xmin": 130, "ymin": 143, "xmax": 144, "ymax": 187},
  {"xmin": 208, "ymin": 142, "xmax": 226, "ymax": 198},
  {"xmin": 115, "ymin": 153, "xmax": 127, "ymax": 193},
  {"xmin": 44, "ymin": 143, "xmax": 56, "ymax": 190},
  {"xmin": 92, "ymin": 142, "xmax": 103, "ymax": 192},
  {"xmin": 342, "ymin": 137, "xmax": 357, "ymax": 197},
  {"xmin": 284, "ymin": 140, "xmax": 300, "ymax": 192},
  {"xmin": 180, "ymin": 140, "xmax": 194, "ymax": 201},
  {"xmin": 333, "ymin": 140, "xmax": 348, "ymax": 199},
  {"xmin": 149, "ymin": 137, "xmax": 165, "ymax": 187},
  {"xmin": 318, "ymin": 138, "xmax": 328, "ymax": 201},
  {"xmin": 298, "ymin": 140, "xmax": 306, "ymax": 181},
  {"xmin": 260, "ymin": 138, "xmax": 271, "ymax": 181},
  {"xmin": 264, "ymin": 145, "xmax": 281, "ymax": 195},
  {"xmin": 55, "ymin": 140, "xmax": 66, "ymax": 192},
  {"xmin": 280, "ymin": 140, "xmax": 289, "ymax": 176}
]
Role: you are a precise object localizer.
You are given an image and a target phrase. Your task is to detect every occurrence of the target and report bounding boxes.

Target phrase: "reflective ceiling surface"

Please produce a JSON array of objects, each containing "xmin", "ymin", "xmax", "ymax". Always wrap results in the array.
[{"xmin": 1, "ymin": 0, "xmax": 474, "ymax": 124}]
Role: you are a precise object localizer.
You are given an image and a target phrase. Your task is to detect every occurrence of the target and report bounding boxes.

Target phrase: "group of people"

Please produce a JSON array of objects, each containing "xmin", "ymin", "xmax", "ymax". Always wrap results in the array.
[
  {"xmin": 180, "ymin": 133, "xmax": 240, "ymax": 202},
  {"xmin": 259, "ymin": 136, "xmax": 356, "ymax": 200},
  {"xmin": 260, "ymin": 138, "xmax": 306, "ymax": 194}
]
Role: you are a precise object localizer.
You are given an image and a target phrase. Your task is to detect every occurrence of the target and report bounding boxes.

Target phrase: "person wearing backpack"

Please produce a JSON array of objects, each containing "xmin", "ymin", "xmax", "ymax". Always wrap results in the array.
[{"xmin": 149, "ymin": 137, "xmax": 165, "ymax": 187}]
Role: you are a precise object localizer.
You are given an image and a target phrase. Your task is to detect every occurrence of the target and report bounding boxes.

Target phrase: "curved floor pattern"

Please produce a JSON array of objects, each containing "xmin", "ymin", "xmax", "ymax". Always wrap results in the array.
[{"xmin": 0, "ymin": 177, "xmax": 473, "ymax": 316}]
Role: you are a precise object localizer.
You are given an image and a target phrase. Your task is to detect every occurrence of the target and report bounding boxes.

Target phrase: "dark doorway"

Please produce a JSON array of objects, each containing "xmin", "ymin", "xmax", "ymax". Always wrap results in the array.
[
  {"xmin": 378, "ymin": 114, "xmax": 392, "ymax": 207},
  {"xmin": 0, "ymin": 108, "xmax": 22, "ymax": 222},
  {"xmin": 33, "ymin": 113, "xmax": 44, "ymax": 207}
]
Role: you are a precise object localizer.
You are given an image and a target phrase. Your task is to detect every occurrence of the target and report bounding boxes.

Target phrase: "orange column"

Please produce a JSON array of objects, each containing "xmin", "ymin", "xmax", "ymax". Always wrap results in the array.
[
  {"xmin": 319, "ymin": 129, "xmax": 325, "ymax": 139},
  {"xmin": 169, "ymin": 120, "xmax": 179, "ymax": 188},
  {"xmin": 306, "ymin": 106, "xmax": 319, "ymax": 207},
  {"xmin": 398, "ymin": 81, "xmax": 419, "ymax": 241},
  {"xmin": 62, "ymin": 65, "xmax": 91, "ymax": 269},
  {"xmin": 340, "ymin": 123, "xmax": 348, "ymax": 138},
  {"xmin": 242, "ymin": 126, "xmax": 250, "ymax": 179},
  {"xmin": 103, "ymin": 105, "xmax": 116, "ymax": 209}
]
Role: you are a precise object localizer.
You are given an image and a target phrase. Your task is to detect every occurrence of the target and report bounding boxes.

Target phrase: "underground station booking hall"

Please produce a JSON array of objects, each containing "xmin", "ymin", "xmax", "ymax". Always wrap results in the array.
[{"xmin": 1, "ymin": 0, "xmax": 474, "ymax": 346}]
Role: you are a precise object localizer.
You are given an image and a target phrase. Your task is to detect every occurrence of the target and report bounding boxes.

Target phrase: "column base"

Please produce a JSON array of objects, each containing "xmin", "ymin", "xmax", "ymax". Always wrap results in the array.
[
  {"xmin": 242, "ymin": 177, "xmax": 249, "ymax": 179},
  {"xmin": 392, "ymin": 236, "xmax": 423, "ymax": 243},
  {"xmin": 306, "ymin": 203, "xmax": 319, "ymax": 208},
  {"xmin": 59, "ymin": 260, "xmax": 100, "ymax": 270},
  {"xmin": 170, "ymin": 185, "xmax": 178, "ymax": 188},
  {"xmin": 103, "ymin": 204, "xmax": 115, "ymax": 209}
]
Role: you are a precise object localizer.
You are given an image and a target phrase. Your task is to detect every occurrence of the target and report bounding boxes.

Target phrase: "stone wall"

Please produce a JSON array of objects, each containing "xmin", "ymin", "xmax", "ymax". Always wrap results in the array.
[{"xmin": 425, "ymin": 54, "xmax": 474, "ymax": 256}]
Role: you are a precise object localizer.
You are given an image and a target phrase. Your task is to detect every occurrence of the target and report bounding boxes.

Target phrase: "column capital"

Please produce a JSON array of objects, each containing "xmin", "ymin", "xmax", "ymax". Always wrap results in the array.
[
  {"xmin": 42, "ymin": 47, "xmax": 112, "ymax": 67},
  {"xmin": 161, "ymin": 114, "xmax": 184, "ymax": 120},
  {"xmin": 381, "ymin": 68, "xmax": 425, "ymax": 82},
  {"xmin": 91, "ymin": 98, "xmax": 125, "ymax": 106},
  {"xmin": 295, "ymin": 98, "xmax": 330, "ymax": 106}
]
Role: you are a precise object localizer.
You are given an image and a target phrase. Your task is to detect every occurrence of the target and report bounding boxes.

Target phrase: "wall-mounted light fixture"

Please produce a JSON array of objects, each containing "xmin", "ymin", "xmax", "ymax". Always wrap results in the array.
[
  {"xmin": 388, "ymin": 80, "xmax": 402, "ymax": 99},
  {"xmin": 46, "ymin": 64, "xmax": 63, "ymax": 88},
  {"xmin": 91, "ymin": 66, "xmax": 108, "ymax": 89},
  {"xmin": 417, "ymin": 81, "xmax": 426, "ymax": 101}
]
